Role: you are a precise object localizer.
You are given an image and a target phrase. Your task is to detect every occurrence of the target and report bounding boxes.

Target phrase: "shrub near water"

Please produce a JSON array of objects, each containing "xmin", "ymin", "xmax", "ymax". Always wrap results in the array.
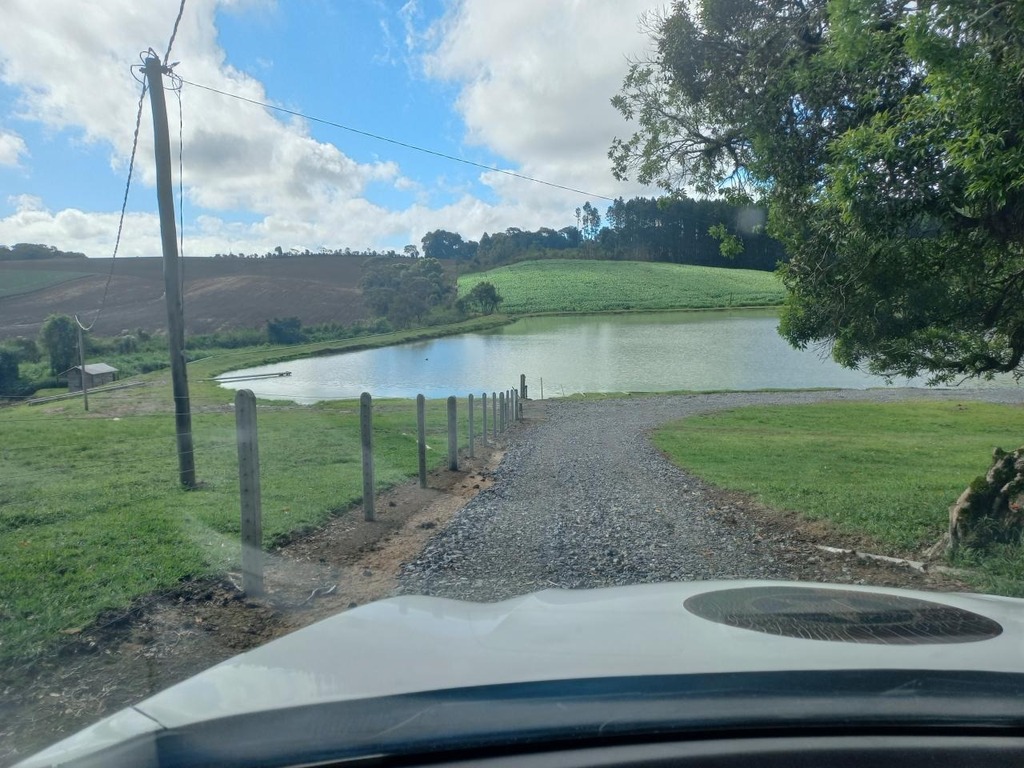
[{"xmin": 457, "ymin": 259, "xmax": 784, "ymax": 315}]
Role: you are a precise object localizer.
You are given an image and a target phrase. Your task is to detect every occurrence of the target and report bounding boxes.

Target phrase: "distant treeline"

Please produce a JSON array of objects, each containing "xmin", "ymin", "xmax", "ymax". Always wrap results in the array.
[
  {"xmin": 0, "ymin": 243, "xmax": 87, "ymax": 260},
  {"xmin": 5, "ymin": 196, "xmax": 783, "ymax": 273},
  {"xmin": 212, "ymin": 246, "xmax": 418, "ymax": 260},
  {"xmin": 418, "ymin": 196, "xmax": 787, "ymax": 272},
  {"xmin": 212, "ymin": 196, "xmax": 786, "ymax": 272}
]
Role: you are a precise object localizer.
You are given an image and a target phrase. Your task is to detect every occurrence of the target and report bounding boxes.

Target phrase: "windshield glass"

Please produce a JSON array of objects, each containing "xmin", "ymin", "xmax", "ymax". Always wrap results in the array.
[{"xmin": 2, "ymin": 0, "xmax": 1023, "ymax": 765}]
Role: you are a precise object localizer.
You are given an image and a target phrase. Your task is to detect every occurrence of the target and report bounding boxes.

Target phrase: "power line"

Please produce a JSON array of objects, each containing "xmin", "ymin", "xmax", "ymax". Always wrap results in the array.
[
  {"xmin": 177, "ymin": 76, "xmax": 617, "ymax": 203},
  {"xmin": 77, "ymin": 76, "xmax": 148, "ymax": 332},
  {"xmin": 175, "ymin": 82, "xmax": 187, "ymax": 323},
  {"xmin": 164, "ymin": 0, "xmax": 187, "ymax": 64}
]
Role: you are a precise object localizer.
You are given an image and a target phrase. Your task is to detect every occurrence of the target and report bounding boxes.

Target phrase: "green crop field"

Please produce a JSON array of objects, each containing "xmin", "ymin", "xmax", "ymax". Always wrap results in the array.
[
  {"xmin": 0, "ymin": 270, "xmax": 87, "ymax": 298},
  {"xmin": 457, "ymin": 259, "xmax": 784, "ymax": 314}
]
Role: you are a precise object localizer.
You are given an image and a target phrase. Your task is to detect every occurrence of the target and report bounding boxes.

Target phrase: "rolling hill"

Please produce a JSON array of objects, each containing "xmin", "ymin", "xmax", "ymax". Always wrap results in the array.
[
  {"xmin": 0, "ymin": 255, "xmax": 369, "ymax": 340},
  {"xmin": 457, "ymin": 259, "xmax": 785, "ymax": 315}
]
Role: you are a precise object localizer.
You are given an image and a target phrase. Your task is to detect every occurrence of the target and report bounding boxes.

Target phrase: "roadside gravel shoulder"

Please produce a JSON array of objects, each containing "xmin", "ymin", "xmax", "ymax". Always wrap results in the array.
[{"xmin": 400, "ymin": 388, "xmax": 1024, "ymax": 601}]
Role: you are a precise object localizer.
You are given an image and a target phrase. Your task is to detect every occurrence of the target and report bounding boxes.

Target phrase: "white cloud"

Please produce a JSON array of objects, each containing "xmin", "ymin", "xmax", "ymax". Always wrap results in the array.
[
  {"xmin": 0, "ymin": 0, "xmax": 664, "ymax": 257},
  {"xmin": 0, "ymin": 0, "xmax": 418, "ymax": 252},
  {"xmin": 423, "ymin": 0, "xmax": 662, "ymax": 204},
  {"xmin": 0, "ymin": 128, "xmax": 28, "ymax": 166},
  {"xmin": 0, "ymin": 195, "xmax": 160, "ymax": 255}
]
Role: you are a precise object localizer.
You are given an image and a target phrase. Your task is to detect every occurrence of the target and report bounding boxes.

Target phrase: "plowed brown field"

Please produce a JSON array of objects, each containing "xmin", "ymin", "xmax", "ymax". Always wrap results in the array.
[{"xmin": 0, "ymin": 255, "xmax": 370, "ymax": 339}]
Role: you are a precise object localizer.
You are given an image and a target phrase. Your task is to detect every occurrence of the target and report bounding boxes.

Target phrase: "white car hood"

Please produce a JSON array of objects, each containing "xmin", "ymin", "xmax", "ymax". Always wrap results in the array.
[{"xmin": 19, "ymin": 580, "xmax": 1024, "ymax": 766}]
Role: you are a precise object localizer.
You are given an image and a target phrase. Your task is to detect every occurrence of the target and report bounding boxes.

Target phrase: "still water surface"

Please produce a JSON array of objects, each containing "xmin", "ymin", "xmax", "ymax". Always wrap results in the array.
[{"xmin": 217, "ymin": 310, "xmax": 994, "ymax": 402}]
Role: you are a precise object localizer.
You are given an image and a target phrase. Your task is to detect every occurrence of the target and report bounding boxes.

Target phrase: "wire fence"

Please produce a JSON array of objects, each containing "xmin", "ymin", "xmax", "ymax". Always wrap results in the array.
[{"xmin": 0, "ymin": 378, "xmax": 527, "ymax": 677}]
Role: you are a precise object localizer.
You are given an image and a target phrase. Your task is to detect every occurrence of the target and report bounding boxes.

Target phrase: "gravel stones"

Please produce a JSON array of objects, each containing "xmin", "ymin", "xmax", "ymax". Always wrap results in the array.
[{"xmin": 398, "ymin": 388, "xmax": 1024, "ymax": 602}]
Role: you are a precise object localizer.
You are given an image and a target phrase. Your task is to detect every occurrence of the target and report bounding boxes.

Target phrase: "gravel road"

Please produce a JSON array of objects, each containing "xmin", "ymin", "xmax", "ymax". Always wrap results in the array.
[{"xmin": 399, "ymin": 388, "xmax": 1024, "ymax": 601}]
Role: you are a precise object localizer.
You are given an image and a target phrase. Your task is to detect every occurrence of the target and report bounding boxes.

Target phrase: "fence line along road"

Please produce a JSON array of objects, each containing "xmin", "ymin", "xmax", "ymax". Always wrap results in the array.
[{"xmin": 232, "ymin": 378, "xmax": 528, "ymax": 594}]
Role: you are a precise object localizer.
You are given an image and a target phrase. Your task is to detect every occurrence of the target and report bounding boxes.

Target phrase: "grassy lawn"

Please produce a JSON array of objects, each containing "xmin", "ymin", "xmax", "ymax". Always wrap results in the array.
[
  {"xmin": 0, "ymin": 270, "xmax": 87, "ymax": 298},
  {"xmin": 457, "ymin": 259, "xmax": 784, "ymax": 315},
  {"xmin": 653, "ymin": 400, "xmax": 1024, "ymax": 592},
  {"xmin": 0, "ymin": 317, "xmax": 515, "ymax": 665},
  {"xmin": 0, "ymin": 397, "xmax": 483, "ymax": 663}
]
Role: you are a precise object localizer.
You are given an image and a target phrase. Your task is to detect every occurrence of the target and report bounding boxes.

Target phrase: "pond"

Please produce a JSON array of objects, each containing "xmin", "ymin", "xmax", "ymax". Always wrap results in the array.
[{"xmin": 216, "ymin": 310, "xmax": 1008, "ymax": 403}]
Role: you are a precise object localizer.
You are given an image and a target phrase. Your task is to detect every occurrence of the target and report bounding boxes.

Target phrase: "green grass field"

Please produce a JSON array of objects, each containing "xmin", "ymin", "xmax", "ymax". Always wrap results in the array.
[
  {"xmin": 0, "ymin": 397, "xmax": 482, "ymax": 663},
  {"xmin": 0, "ymin": 269, "xmax": 87, "ymax": 298},
  {"xmin": 653, "ymin": 400, "xmax": 1024, "ymax": 592},
  {"xmin": 0, "ymin": 316, "xmax": 513, "ymax": 665},
  {"xmin": 457, "ymin": 259, "xmax": 784, "ymax": 314}
]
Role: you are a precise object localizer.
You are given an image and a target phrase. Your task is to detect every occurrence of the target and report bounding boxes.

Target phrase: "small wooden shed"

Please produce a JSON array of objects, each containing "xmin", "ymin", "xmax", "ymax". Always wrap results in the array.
[{"xmin": 65, "ymin": 363, "xmax": 118, "ymax": 392}]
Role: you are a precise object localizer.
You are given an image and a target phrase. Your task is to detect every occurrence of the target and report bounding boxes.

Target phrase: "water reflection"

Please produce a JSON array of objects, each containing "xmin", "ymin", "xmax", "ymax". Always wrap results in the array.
[{"xmin": 216, "ymin": 310, "xmax": 995, "ymax": 403}]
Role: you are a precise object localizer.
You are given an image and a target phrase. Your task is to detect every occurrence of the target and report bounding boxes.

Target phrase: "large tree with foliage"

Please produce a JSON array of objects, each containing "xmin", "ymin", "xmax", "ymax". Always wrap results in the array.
[
  {"xmin": 421, "ymin": 230, "xmax": 477, "ymax": 261},
  {"xmin": 0, "ymin": 349, "xmax": 19, "ymax": 396},
  {"xmin": 611, "ymin": 0, "xmax": 1024, "ymax": 382},
  {"xmin": 360, "ymin": 256, "xmax": 454, "ymax": 328},
  {"xmin": 464, "ymin": 281, "xmax": 503, "ymax": 315},
  {"xmin": 39, "ymin": 313, "xmax": 79, "ymax": 375}
]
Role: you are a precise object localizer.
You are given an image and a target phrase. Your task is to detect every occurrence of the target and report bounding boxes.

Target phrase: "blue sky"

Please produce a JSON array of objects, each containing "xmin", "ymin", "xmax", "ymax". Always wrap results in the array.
[{"xmin": 0, "ymin": 0, "xmax": 660, "ymax": 258}]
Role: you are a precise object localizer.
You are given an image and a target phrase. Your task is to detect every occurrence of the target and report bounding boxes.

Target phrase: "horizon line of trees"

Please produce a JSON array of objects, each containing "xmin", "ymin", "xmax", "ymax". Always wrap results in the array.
[
  {"xmin": 0, "ymin": 243, "xmax": 87, "ymax": 260},
  {"xmin": 211, "ymin": 245, "xmax": 422, "ymax": 260},
  {"xmin": 206, "ymin": 195, "xmax": 784, "ymax": 270},
  {"xmin": 5, "ymin": 195, "xmax": 784, "ymax": 273},
  {"xmin": 419, "ymin": 196, "xmax": 787, "ymax": 273}
]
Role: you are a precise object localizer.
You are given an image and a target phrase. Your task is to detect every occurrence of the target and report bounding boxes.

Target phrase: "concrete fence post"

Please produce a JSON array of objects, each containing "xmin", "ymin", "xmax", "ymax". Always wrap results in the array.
[
  {"xmin": 235, "ymin": 389, "xmax": 263, "ymax": 596},
  {"xmin": 482, "ymin": 392, "xmax": 488, "ymax": 446},
  {"xmin": 360, "ymin": 392, "xmax": 375, "ymax": 521},
  {"xmin": 468, "ymin": 393, "xmax": 475, "ymax": 458},
  {"xmin": 520, "ymin": 373, "xmax": 527, "ymax": 400},
  {"xmin": 417, "ymin": 394, "xmax": 427, "ymax": 489},
  {"xmin": 447, "ymin": 395, "xmax": 458, "ymax": 471},
  {"xmin": 492, "ymin": 391, "xmax": 498, "ymax": 440},
  {"xmin": 499, "ymin": 391, "xmax": 506, "ymax": 432}
]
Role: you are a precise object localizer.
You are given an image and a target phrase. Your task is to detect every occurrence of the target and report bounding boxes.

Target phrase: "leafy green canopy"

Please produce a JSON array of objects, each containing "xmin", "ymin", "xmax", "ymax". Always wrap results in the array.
[
  {"xmin": 39, "ymin": 314, "xmax": 78, "ymax": 376},
  {"xmin": 611, "ymin": 0, "xmax": 1024, "ymax": 382}
]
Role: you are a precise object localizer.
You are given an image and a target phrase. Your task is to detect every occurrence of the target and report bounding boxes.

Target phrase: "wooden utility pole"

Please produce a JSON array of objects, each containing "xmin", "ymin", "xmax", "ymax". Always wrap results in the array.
[{"xmin": 144, "ymin": 55, "xmax": 196, "ymax": 488}]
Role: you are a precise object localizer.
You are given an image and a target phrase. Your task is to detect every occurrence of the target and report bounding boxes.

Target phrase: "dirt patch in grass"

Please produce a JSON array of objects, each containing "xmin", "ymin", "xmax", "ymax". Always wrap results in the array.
[
  {"xmin": 0, "ymin": 447, "xmax": 502, "ymax": 767},
  {"xmin": 700, "ymin": 484, "xmax": 972, "ymax": 593}
]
